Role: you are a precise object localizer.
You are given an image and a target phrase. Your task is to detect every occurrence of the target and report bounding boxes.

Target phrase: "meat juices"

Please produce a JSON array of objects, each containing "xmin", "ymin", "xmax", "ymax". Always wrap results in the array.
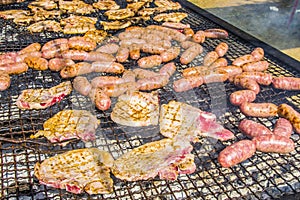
[
  {"xmin": 238, "ymin": 119, "xmax": 273, "ymax": 137},
  {"xmin": 277, "ymin": 103, "xmax": 300, "ymax": 134},
  {"xmin": 218, "ymin": 140, "xmax": 256, "ymax": 168},
  {"xmin": 230, "ymin": 90, "xmax": 256, "ymax": 106},
  {"xmin": 273, "ymin": 118, "xmax": 293, "ymax": 137},
  {"xmin": 253, "ymin": 135, "xmax": 295, "ymax": 154},
  {"xmin": 240, "ymin": 102, "xmax": 278, "ymax": 118},
  {"xmin": 272, "ymin": 76, "xmax": 300, "ymax": 90}
]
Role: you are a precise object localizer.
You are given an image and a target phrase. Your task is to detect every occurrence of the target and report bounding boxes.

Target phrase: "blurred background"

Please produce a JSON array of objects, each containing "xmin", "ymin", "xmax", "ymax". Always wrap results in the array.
[{"xmin": 189, "ymin": 0, "xmax": 300, "ymax": 62}]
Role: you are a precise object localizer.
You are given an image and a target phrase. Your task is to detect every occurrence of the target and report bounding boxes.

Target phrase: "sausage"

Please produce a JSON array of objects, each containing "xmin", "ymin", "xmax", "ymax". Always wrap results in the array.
[
  {"xmin": 42, "ymin": 47, "xmax": 64, "ymax": 59},
  {"xmin": 162, "ymin": 22, "xmax": 190, "ymax": 29},
  {"xmin": 73, "ymin": 76, "xmax": 92, "ymax": 96},
  {"xmin": 60, "ymin": 62, "xmax": 93, "ymax": 78},
  {"xmin": 48, "ymin": 58, "xmax": 75, "ymax": 71},
  {"xmin": 251, "ymin": 47, "xmax": 264, "ymax": 61},
  {"xmin": 229, "ymin": 90, "xmax": 256, "ymax": 106},
  {"xmin": 215, "ymin": 42, "xmax": 228, "ymax": 57},
  {"xmin": 129, "ymin": 44, "xmax": 141, "ymax": 60},
  {"xmin": 219, "ymin": 65, "xmax": 242, "ymax": 81},
  {"xmin": 19, "ymin": 43, "xmax": 41, "ymax": 54},
  {"xmin": 277, "ymin": 103, "xmax": 300, "ymax": 134},
  {"xmin": 203, "ymin": 51, "xmax": 219, "ymax": 67},
  {"xmin": 159, "ymin": 62, "xmax": 176, "ymax": 78},
  {"xmin": 140, "ymin": 33, "xmax": 162, "ymax": 43},
  {"xmin": 118, "ymin": 31, "xmax": 141, "ymax": 40},
  {"xmin": 0, "ymin": 52, "xmax": 20, "ymax": 65},
  {"xmin": 204, "ymin": 28, "xmax": 228, "ymax": 39},
  {"xmin": 89, "ymin": 88, "xmax": 111, "ymax": 111},
  {"xmin": 202, "ymin": 72, "xmax": 228, "ymax": 84},
  {"xmin": 137, "ymin": 75, "xmax": 169, "ymax": 90},
  {"xmin": 138, "ymin": 55, "xmax": 162, "ymax": 68},
  {"xmin": 242, "ymin": 61, "xmax": 269, "ymax": 72},
  {"xmin": 218, "ymin": 140, "xmax": 256, "ymax": 168},
  {"xmin": 18, "ymin": 51, "xmax": 42, "ymax": 61},
  {"xmin": 183, "ymin": 28, "xmax": 194, "ymax": 38},
  {"xmin": 119, "ymin": 38, "xmax": 146, "ymax": 46},
  {"xmin": 232, "ymin": 54, "xmax": 255, "ymax": 67},
  {"xmin": 61, "ymin": 50, "xmax": 89, "ymax": 61},
  {"xmin": 146, "ymin": 25, "xmax": 187, "ymax": 42},
  {"xmin": 41, "ymin": 38, "xmax": 68, "ymax": 52},
  {"xmin": 85, "ymin": 51, "xmax": 116, "ymax": 62},
  {"xmin": 240, "ymin": 102, "xmax": 278, "ymax": 118},
  {"xmin": 122, "ymin": 70, "xmax": 136, "ymax": 83},
  {"xmin": 173, "ymin": 76, "xmax": 203, "ymax": 92},
  {"xmin": 0, "ymin": 71, "xmax": 11, "ymax": 91},
  {"xmin": 252, "ymin": 135, "xmax": 295, "ymax": 154},
  {"xmin": 133, "ymin": 68, "xmax": 159, "ymax": 79},
  {"xmin": 273, "ymin": 118, "xmax": 293, "ymax": 137},
  {"xmin": 182, "ymin": 66, "xmax": 207, "ymax": 77},
  {"xmin": 238, "ymin": 72, "xmax": 273, "ymax": 86},
  {"xmin": 208, "ymin": 58, "xmax": 228, "ymax": 69},
  {"xmin": 192, "ymin": 30, "xmax": 205, "ymax": 43},
  {"xmin": 180, "ymin": 41, "xmax": 198, "ymax": 49},
  {"xmin": 233, "ymin": 77, "xmax": 260, "ymax": 94},
  {"xmin": 116, "ymin": 46, "xmax": 129, "ymax": 63},
  {"xmin": 272, "ymin": 76, "xmax": 300, "ymax": 90},
  {"xmin": 152, "ymin": 40, "xmax": 172, "ymax": 49},
  {"xmin": 91, "ymin": 61, "xmax": 124, "ymax": 74},
  {"xmin": 180, "ymin": 44, "xmax": 203, "ymax": 65},
  {"xmin": 238, "ymin": 119, "xmax": 273, "ymax": 138},
  {"xmin": 141, "ymin": 43, "xmax": 166, "ymax": 54},
  {"xmin": 96, "ymin": 43, "xmax": 119, "ymax": 54},
  {"xmin": 68, "ymin": 36, "xmax": 96, "ymax": 51},
  {"xmin": 24, "ymin": 56, "xmax": 48, "ymax": 71},
  {"xmin": 101, "ymin": 82, "xmax": 138, "ymax": 97},
  {"xmin": 91, "ymin": 76, "xmax": 125, "ymax": 88},
  {"xmin": 160, "ymin": 46, "xmax": 180, "ymax": 62},
  {"xmin": 0, "ymin": 62, "xmax": 28, "ymax": 75}
]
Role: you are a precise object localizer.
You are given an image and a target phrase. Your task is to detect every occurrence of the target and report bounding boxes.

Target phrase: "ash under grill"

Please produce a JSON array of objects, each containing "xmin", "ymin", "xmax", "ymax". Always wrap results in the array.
[{"xmin": 1, "ymin": 0, "xmax": 300, "ymax": 199}]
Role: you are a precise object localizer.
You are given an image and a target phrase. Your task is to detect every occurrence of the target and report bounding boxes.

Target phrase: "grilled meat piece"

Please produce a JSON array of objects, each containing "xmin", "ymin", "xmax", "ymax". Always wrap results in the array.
[
  {"xmin": 112, "ymin": 138, "xmax": 195, "ymax": 181},
  {"xmin": 153, "ymin": 12, "xmax": 188, "ymax": 23},
  {"xmin": 27, "ymin": 20, "xmax": 62, "ymax": 33},
  {"xmin": 0, "ymin": 0, "xmax": 25, "ymax": 5},
  {"xmin": 92, "ymin": 0, "xmax": 120, "ymax": 10},
  {"xmin": 59, "ymin": 0, "xmax": 95, "ymax": 15},
  {"xmin": 111, "ymin": 91, "xmax": 159, "ymax": 126},
  {"xmin": 104, "ymin": 8, "xmax": 135, "ymax": 20},
  {"xmin": 84, "ymin": 30, "xmax": 108, "ymax": 44},
  {"xmin": 0, "ymin": 10, "xmax": 30, "ymax": 19},
  {"xmin": 101, "ymin": 20, "xmax": 132, "ymax": 30},
  {"xmin": 31, "ymin": 110, "xmax": 99, "ymax": 144},
  {"xmin": 16, "ymin": 81, "xmax": 72, "ymax": 110},
  {"xmin": 154, "ymin": 0, "xmax": 182, "ymax": 10},
  {"xmin": 28, "ymin": 0, "xmax": 58, "ymax": 10},
  {"xmin": 34, "ymin": 148, "xmax": 114, "ymax": 194}
]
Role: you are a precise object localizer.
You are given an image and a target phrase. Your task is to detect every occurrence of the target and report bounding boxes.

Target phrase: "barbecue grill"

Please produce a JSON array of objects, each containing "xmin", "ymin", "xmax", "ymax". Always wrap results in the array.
[{"xmin": 1, "ymin": 0, "xmax": 300, "ymax": 199}]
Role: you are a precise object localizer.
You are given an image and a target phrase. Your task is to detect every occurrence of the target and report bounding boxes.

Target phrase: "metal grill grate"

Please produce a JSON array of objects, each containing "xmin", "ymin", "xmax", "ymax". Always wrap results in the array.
[{"xmin": 1, "ymin": 0, "xmax": 300, "ymax": 199}]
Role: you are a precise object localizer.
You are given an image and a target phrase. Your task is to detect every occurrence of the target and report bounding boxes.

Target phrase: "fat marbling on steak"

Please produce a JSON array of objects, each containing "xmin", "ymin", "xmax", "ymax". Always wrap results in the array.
[
  {"xmin": 34, "ymin": 148, "xmax": 114, "ymax": 194},
  {"xmin": 111, "ymin": 137, "xmax": 196, "ymax": 181},
  {"xmin": 16, "ymin": 81, "xmax": 72, "ymax": 110},
  {"xmin": 31, "ymin": 110, "xmax": 99, "ymax": 144}
]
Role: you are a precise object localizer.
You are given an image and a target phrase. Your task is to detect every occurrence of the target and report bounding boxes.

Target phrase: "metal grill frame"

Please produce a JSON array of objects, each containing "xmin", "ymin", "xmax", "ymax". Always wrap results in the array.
[{"xmin": 1, "ymin": 0, "xmax": 300, "ymax": 199}]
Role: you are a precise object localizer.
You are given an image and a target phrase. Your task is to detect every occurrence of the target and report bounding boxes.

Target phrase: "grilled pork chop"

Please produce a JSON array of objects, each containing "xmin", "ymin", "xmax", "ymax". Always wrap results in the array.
[
  {"xmin": 111, "ymin": 91, "xmax": 159, "ymax": 126},
  {"xmin": 34, "ymin": 148, "xmax": 114, "ymax": 194},
  {"xmin": 31, "ymin": 110, "xmax": 99, "ymax": 144},
  {"xmin": 16, "ymin": 81, "xmax": 72, "ymax": 110},
  {"xmin": 160, "ymin": 101, "xmax": 234, "ymax": 141},
  {"xmin": 111, "ymin": 137, "xmax": 195, "ymax": 181}
]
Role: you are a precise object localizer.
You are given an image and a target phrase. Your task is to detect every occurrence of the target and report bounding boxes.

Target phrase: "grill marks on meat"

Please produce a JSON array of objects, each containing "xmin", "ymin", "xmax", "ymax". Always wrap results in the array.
[
  {"xmin": 34, "ymin": 148, "xmax": 114, "ymax": 194},
  {"xmin": 111, "ymin": 138, "xmax": 194, "ymax": 181},
  {"xmin": 31, "ymin": 110, "xmax": 99, "ymax": 144},
  {"xmin": 16, "ymin": 81, "xmax": 72, "ymax": 110},
  {"xmin": 111, "ymin": 91, "xmax": 159, "ymax": 127}
]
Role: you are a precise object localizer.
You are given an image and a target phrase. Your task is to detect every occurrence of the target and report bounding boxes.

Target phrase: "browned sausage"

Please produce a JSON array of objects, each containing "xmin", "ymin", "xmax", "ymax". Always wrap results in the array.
[
  {"xmin": 122, "ymin": 70, "xmax": 136, "ymax": 83},
  {"xmin": 202, "ymin": 71, "xmax": 228, "ymax": 84},
  {"xmin": 238, "ymin": 119, "xmax": 273, "ymax": 137},
  {"xmin": 73, "ymin": 76, "xmax": 92, "ymax": 96},
  {"xmin": 60, "ymin": 62, "xmax": 93, "ymax": 78},
  {"xmin": 240, "ymin": 102, "xmax": 278, "ymax": 118},
  {"xmin": 180, "ymin": 41, "xmax": 198, "ymax": 49},
  {"xmin": 162, "ymin": 22, "xmax": 190, "ymax": 29},
  {"xmin": 18, "ymin": 51, "xmax": 42, "ymax": 61},
  {"xmin": 91, "ymin": 61, "xmax": 124, "ymax": 74},
  {"xmin": 238, "ymin": 72, "xmax": 273, "ymax": 86},
  {"xmin": 159, "ymin": 62, "xmax": 176, "ymax": 78},
  {"xmin": 229, "ymin": 90, "xmax": 256, "ymax": 106},
  {"xmin": 183, "ymin": 28, "xmax": 194, "ymax": 38},
  {"xmin": 251, "ymin": 47, "xmax": 264, "ymax": 61},
  {"xmin": 141, "ymin": 43, "xmax": 166, "ymax": 54},
  {"xmin": 192, "ymin": 30, "xmax": 205, "ymax": 43},
  {"xmin": 91, "ymin": 76, "xmax": 124, "ymax": 88},
  {"xmin": 273, "ymin": 118, "xmax": 293, "ymax": 137},
  {"xmin": 89, "ymin": 88, "xmax": 111, "ymax": 111},
  {"xmin": 233, "ymin": 77, "xmax": 260, "ymax": 94},
  {"xmin": 203, "ymin": 51, "xmax": 219, "ymax": 67},
  {"xmin": 101, "ymin": 82, "xmax": 138, "ymax": 97},
  {"xmin": 147, "ymin": 25, "xmax": 187, "ymax": 42},
  {"xmin": 48, "ymin": 58, "xmax": 75, "ymax": 71},
  {"xmin": 19, "ymin": 43, "xmax": 41, "ymax": 54},
  {"xmin": 218, "ymin": 140, "xmax": 256, "ymax": 168},
  {"xmin": 0, "ymin": 52, "xmax": 20, "ymax": 65},
  {"xmin": 42, "ymin": 47, "xmax": 66, "ymax": 59},
  {"xmin": 182, "ymin": 66, "xmax": 207, "ymax": 78},
  {"xmin": 96, "ymin": 43, "xmax": 119, "ymax": 54},
  {"xmin": 137, "ymin": 75, "xmax": 169, "ymax": 90},
  {"xmin": 232, "ymin": 54, "xmax": 255, "ymax": 67},
  {"xmin": 41, "ymin": 38, "xmax": 68, "ymax": 52},
  {"xmin": 120, "ymin": 38, "xmax": 146, "ymax": 46},
  {"xmin": 0, "ymin": 71, "xmax": 11, "ymax": 91},
  {"xmin": 0, "ymin": 62, "xmax": 28, "ymax": 75},
  {"xmin": 253, "ymin": 135, "xmax": 295, "ymax": 153},
  {"xmin": 61, "ymin": 50, "xmax": 89, "ymax": 60},
  {"xmin": 24, "ymin": 56, "xmax": 48, "ymax": 71},
  {"xmin": 173, "ymin": 76, "xmax": 203, "ymax": 92},
  {"xmin": 118, "ymin": 30, "xmax": 141, "ymax": 40},
  {"xmin": 204, "ymin": 28, "xmax": 228, "ymax": 39},
  {"xmin": 85, "ymin": 51, "xmax": 116, "ymax": 62},
  {"xmin": 152, "ymin": 40, "xmax": 172, "ymax": 49},
  {"xmin": 138, "ymin": 55, "xmax": 162, "ymax": 68},
  {"xmin": 215, "ymin": 42, "xmax": 228, "ymax": 57},
  {"xmin": 219, "ymin": 65, "xmax": 242, "ymax": 81},
  {"xmin": 242, "ymin": 61, "xmax": 269, "ymax": 72},
  {"xmin": 68, "ymin": 36, "xmax": 96, "ymax": 51},
  {"xmin": 209, "ymin": 58, "xmax": 228, "ymax": 69},
  {"xmin": 160, "ymin": 47, "xmax": 180, "ymax": 63},
  {"xmin": 180, "ymin": 44, "xmax": 203, "ymax": 65},
  {"xmin": 133, "ymin": 68, "xmax": 159, "ymax": 79},
  {"xmin": 116, "ymin": 46, "xmax": 129, "ymax": 63},
  {"xmin": 272, "ymin": 77, "xmax": 300, "ymax": 90},
  {"xmin": 277, "ymin": 103, "xmax": 300, "ymax": 134}
]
